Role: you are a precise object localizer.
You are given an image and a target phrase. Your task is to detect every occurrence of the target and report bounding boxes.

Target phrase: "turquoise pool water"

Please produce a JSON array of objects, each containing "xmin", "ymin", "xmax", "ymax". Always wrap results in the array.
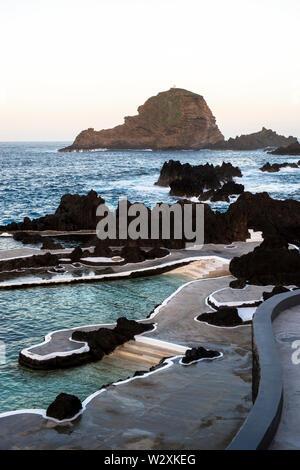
[{"xmin": 0, "ymin": 275, "xmax": 185, "ymax": 413}]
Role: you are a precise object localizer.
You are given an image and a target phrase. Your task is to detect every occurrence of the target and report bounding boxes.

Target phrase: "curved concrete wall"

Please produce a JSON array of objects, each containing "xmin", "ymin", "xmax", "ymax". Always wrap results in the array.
[{"xmin": 228, "ymin": 290, "xmax": 300, "ymax": 450}]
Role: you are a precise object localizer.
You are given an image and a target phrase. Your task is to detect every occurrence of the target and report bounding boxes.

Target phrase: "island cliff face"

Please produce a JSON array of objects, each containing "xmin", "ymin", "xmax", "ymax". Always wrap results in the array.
[{"xmin": 59, "ymin": 88, "xmax": 224, "ymax": 152}]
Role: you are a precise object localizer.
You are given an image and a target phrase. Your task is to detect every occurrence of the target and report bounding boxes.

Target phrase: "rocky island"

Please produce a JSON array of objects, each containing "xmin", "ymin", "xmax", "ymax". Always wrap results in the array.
[
  {"xmin": 209, "ymin": 127, "xmax": 297, "ymax": 151},
  {"xmin": 59, "ymin": 88, "xmax": 224, "ymax": 151}
]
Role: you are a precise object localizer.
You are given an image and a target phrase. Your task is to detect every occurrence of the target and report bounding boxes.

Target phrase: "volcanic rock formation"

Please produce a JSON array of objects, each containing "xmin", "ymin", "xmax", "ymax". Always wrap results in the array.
[
  {"xmin": 268, "ymin": 141, "xmax": 300, "ymax": 156},
  {"xmin": 2, "ymin": 190, "xmax": 104, "ymax": 232},
  {"xmin": 226, "ymin": 192, "xmax": 300, "ymax": 244},
  {"xmin": 46, "ymin": 393, "xmax": 82, "ymax": 421},
  {"xmin": 210, "ymin": 127, "xmax": 297, "ymax": 151},
  {"xmin": 260, "ymin": 161, "xmax": 299, "ymax": 172},
  {"xmin": 59, "ymin": 88, "xmax": 224, "ymax": 152},
  {"xmin": 197, "ymin": 307, "xmax": 250, "ymax": 327},
  {"xmin": 229, "ymin": 237, "xmax": 300, "ymax": 286},
  {"xmin": 181, "ymin": 346, "xmax": 221, "ymax": 364},
  {"xmin": 155, "ymin": 160, "xmax": 242, "ymax": 199}
]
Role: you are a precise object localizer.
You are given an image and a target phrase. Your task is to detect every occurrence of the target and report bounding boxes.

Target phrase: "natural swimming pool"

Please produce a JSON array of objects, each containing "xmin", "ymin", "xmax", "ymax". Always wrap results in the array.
[{"xmin": 0, "ymin": 274, "xmax": 186, "ymax": 413}]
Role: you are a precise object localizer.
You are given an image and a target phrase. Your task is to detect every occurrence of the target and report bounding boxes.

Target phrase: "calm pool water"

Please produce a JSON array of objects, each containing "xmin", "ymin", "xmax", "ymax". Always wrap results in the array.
[{"xmin": 0, "ymin": 274, "xmax": 185, "ymax": 413}]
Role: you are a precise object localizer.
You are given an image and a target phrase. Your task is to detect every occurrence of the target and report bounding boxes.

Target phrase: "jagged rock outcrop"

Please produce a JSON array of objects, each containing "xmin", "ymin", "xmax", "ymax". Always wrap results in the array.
[
  {"xmin": 155, "ymin": 160, "xmax": 242, "ymax": 198},
  {"xmin": 59, "ymin": 88, "xmax": 224, "ymax": 152},
  {"xmin": 262, "ymin": 286, "xmax": 290, "ymax": 301},
  {"xmin": 229, "ymin": 237, "xmax": 300, "ymax": 286},
  {"xmin": 198, "ymin": 182, "xmax": 244, "ymax": 202},
  {"xmin": 226, "ymin": 192, "xmax": 300, "ymax": 244},
  {"xmin": 13, "ymin": 232, "xmax": 43, "ymax": 245},
  {"xmin": 2, "ymin": 190, "xmax": 104, "ymax": 232},
  {"xmin": 41, "ymin": 238, "xmax": 63, "ymax": 250},
  {"xmin": 210, "ymin": 127, "xmax": 297, "ymax": 151},
  {"xmin": 197, "ymin": 307, "xmax": 250, "ymax": 327},
  {"xmin": 260, "ymin": 161, "xmax": 299, "ymax": 172},
  {"xmin": 0, "ymin": 252, "xmax": 59, "ymax": 272},
  {"xmin": 46, "ymin": 393, "xmax": 82, "ymax": 421},
  {"xmin": 181, "ymin": 346, "xmax": 221, "ymax": 364},
  {"xmin": 268, "ymin": 141, "xmax": 300, "ymax": 155}
]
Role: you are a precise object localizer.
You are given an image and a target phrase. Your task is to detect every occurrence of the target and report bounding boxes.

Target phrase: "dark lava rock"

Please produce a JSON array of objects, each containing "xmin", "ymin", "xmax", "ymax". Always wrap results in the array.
[
  {"xmin": 229, "ymin": 278, "xmax": 247, "ymax": 289},
  {"xmin": 114, "ymin": 317, "xmax": 154, "ymax": 339},
  {"xmin": 230, "ymin": 237, "xmax": 300, "ymax": 286},
  {"xmin": 69, "ymin": 246, "xmax": 90, "ymax": 262},
  {"xmin": 46, "ymin": 393, "xmax": 82, "ymax": 421},
  {"xmin": 41, "ymin": 237, "xmax": 63, "ymax": 250},
  {"xmin": 0, "ymin": 252, "xmax": 59, "ymax": 272},
  {"xmin": 2, "ymin": 190, "xmax": 105, "ymax": 232},
  {"xmin": 262, "ymin": 286, "xmax": 290, "ymax": 301},
  {"xmin": 156, "ymin": 160, "xmax": 242, "ymax": 198},
  {"xmin": 197, "ymin": 307, "xmax": 249, "ymax": 327},
  {"xmin": 268, "ymin": 141, "xmax": 300, "ymax": 156},
  {"xmin": 13, "ymin": 232, "xmax": 43, "ymax": 245},
  {"xmin": 144, "ymin": 247, "xmax": 169, "ymax": 259},
  {"xmin": 72, "ymin": 318, "xmax": 154, "ymax": 361},
  {"xmin": 260, "ymin": 162, "xmax": 299, "ymax": 172},
  {"xmin": 120, "ymin": 246, "xmax": 147, "ymax": 263},
  {"xmin": 199, "ymin": 181, "xmax": 244, "ymax": 202},
  {"xmin": 181, "ymin": 346, "xmax": 221, "ymax": 364},
  {"xmin": 226, "ymin": 192, "xmax": 300, "ymax": 245},
  {"xmin": 209, "ymin": 127, "xmax": 297, "ymax": 151},
  {"xmin": 93, "ymin": 239, "xmax": 113, "ymax": 258}
]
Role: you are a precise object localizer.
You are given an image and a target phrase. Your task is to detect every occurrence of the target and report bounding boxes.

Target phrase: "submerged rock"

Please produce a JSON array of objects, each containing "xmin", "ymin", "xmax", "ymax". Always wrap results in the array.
[
  {"xmin": 260, "ymin": 161, "xmax": 299, "ymax": 172},
  {"xmin": 197, "ymin": 307, "xmax": 249, "ymax": 327},
  {"xmin": 59, "ymin": 88, "xmax": 224, "ymax": 152},
  {"xmin": 46, "ymin": 393, "xmax": 82, "ymax": 421},
  {"xmin": 181, "ymin": 346, "xmax": 221, "ymax": 364},
  {"xmin": 268, "ymin": 141, "xmax": 300, "ymax": 156},
  {"xmin": 210, "ymin": 127, "xmax": 297, "ymax": 151}
]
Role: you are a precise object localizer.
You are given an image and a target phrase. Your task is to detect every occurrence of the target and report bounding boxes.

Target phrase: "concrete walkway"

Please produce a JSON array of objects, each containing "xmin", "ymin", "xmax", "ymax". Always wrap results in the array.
[{"xmin": 270, "ymin": 304, "xmax": 300, "ymax": 450}]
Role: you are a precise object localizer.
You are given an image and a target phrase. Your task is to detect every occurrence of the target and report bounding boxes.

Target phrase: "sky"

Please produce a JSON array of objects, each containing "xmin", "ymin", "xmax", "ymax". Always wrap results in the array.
[{"xmin": 0, "ymin": 0, "xmax": 299, "ymax": 141}]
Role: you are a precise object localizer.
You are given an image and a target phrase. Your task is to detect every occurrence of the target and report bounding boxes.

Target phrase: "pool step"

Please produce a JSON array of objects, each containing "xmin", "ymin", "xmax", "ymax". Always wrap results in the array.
[
  {"xmin": 113, "ymin": 337, "xmax": 188, "ymax": 365},
  {"xmin": 166, "ymin": 259, "xmax": 229, "ymax": 279}
]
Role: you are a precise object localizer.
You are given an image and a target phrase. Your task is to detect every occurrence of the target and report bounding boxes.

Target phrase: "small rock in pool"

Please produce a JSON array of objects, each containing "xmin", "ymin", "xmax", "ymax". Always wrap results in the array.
[
  {"xmin": 197, "ymin": 307, "xmax": 250, "ymax": 327},
  {"xmin": 181, "ymin": 347, "xmax": 221, "ymax": 365},
  {"xmin": 46, "ymin": 393, "xmax": 82, "ymax": 421}
]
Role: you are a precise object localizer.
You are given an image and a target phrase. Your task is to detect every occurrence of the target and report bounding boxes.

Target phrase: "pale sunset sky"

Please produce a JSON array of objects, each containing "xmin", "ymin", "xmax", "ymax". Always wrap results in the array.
[{"xmin": 0, "ymin": 0, "xmax": 299, "ymax": 141}]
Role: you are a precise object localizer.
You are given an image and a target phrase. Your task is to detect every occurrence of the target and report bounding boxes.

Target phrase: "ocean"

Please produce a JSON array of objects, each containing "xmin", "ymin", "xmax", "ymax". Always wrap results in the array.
[{"xmin": 1, "ymin": 142, "xmax": 300, "ymax": 226}]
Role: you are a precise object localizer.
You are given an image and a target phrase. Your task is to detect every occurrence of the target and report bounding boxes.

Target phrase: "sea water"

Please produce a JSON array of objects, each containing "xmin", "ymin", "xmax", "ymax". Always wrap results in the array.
[
  {"xmin": 1, "ymin": 142, "xmax": 300, "ymax": 226},
  {"xmin": 0, "ymin": 275, "xmax": 185, "ymax": 413}
]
